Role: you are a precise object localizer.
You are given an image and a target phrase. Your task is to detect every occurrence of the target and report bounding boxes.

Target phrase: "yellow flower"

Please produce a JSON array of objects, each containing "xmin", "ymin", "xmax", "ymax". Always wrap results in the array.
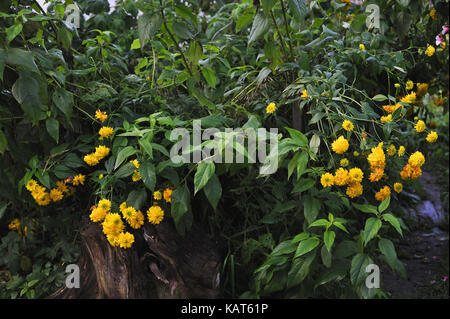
[
  {"xmin": 98, "ymin": 198, "xmax": 111, "ymax": 212},
  {"xmin": 163, "ymin": 188, "xmax": 172, "ymax": 203},
  {"xmin": 367, "ymin": 143, "xmax": 385, "ymax": 170},
  {"xmin": 118, "ymin": 232, "xmax": 135, "ymax": 249},
  {"xmin": 393, "ymin": 182, "xmax": 403, "ymax": 193},
  {"xmin": 56, "ymin": 180, "xmax": 69, "ymax": 194},
  {"xmin": 128, "ymin": 210, "xmax": 145, "ymax": 229},
  {"xmin": 342, "ymin": 120, "xmax": 354, "ymax": 131},
  {"xmin": 382, "ymin": 104, "xmax": 402, "ymax": 114},
  {"xmin": 121, "ymin": 206, "xmax": 136, "ymax": 222},
  {"xmin": 408, "ymin": 151, "xmax": 425, "ymax": 168},
  {"xmin": 353, "ymin": 151, "xmax": 360, "ymax": 157},
  {"xmin": 102, "ymin": 213, "xmax": 125, "ymax": 236},
  {"xmin": 266, "ymin": 102, "xmax": 277, "ymax": 114},
  {"xmin": 95, "ymin": 110, "xmax": 108, "ymax": 123},
  {"xmin": 84, "ymin": 153, "xmax": 100, "ymax": 166},
  {"xmin": 331, "ymin": 136, "xmax": 349, "ymax": 154},
  {"xmin": 425, "ymin": 45, "xmax": 435, "ymax": 57},
  {"xmin": 49, "ymin": 188, "xmax": 64, "ymax": 202},
  {"xmin": 320, "ymin": 173, "xmax": 334, "ymax": 187},
  {"xmin": 414, "ymin": 120, "xmax": 426, "ymax": 133},
  {"xmin": 334, "ymin": 168, "xmax": 350, "ymax": 186},
  {"xmin": 426, "ymin": 131, "xmax": 438, "ymax": 143},
  {"xmin": 380, "ymin": 114, "xmax": 392, "ymax": 124},
  {"xmin": 430, "ymin": 9, "xmax": 438, "ymax": 20},
  {"xmin": 340, "ymin": 158, "xmax": 349, "ymax": 167},
  {"xmin": 400, "ymin": 92, "xmax": 416, "ymax": 104},
  {"xmin": 99, "ymin": 174, "xmax": 104, "ymax": 179},
  {"xmin": 130, "ymin": 159, "xmax": 140, "ymax": 169},
  {"xmin": 359, "ymin": 43, "xmax": 365, "ymax": 51},
  {"xmin": 90, "ymin": 207, "xmax": 107, "ymax": 222},
  {"xmin": 375, "ymin": 186, "xmax": 391, "ymax": 202},
  {"xmin": 300, "ymin": 89, "xmax": 311, "ymax": 98},
  {"xmin": 147, "ymin": 205, "xmax": 164, "ymax": 225},
  {"xmin": 386, "ymin": 144, "xmax": 396, "ymax": 157},
  {"xmin": 398, "ymin": 145, "xmax": 405, "ymax": 157},
  {"xmin": 26, "ymin": 179, "xmax": 38, "ymax": 192},
  {"xmin": 153, "ymin": 191, "xmax": 162, "ymax": 200},
  {"xmin": 72, "ymin": 174, "xmax": 86, "ymax": 186},
  {"xmin": 8, "ymin": 219, "xmax": 21, "ymax": 232},
  {"xmin": 99, "ymin": 126, "xmax": 114, "ymax": 139},
  {"xmin": 394, "ymin": 83, "xmax": 400, "ymax": 88},
  {"xmin": 35, "ymin": 192, "xmax": 51, "ymax": 206},
  {"xmin": 106, "ymin": 234, "xmax": 120, "ymax": 247},
  {"xmin": 94, "ymin": 145, "xmax": 111, "ymax": 159},
  {"xmin": 416, "ymin": 83, "xmax": 429, "ymax": 98},
  {"xmin": 132, "ymin": 170, "xmax": 141, "ymax": 182},
  {"xmin": 348, "ymin": 167, "xmax": 364, "ymax": 183},
  {"xmin": 346, "ymin": 182, "xmax": 363, "ymax": 198},
  {"xmin": 119, "ymin": 202, "xmax": 127, "ymax": 212},
  {"xmin": 406, "ymin": 80, "xmax": 414, "ymax": 90}
]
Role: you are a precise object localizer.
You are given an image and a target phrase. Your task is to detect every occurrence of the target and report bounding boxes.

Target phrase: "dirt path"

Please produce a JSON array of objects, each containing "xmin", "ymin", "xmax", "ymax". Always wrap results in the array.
[{"xmin": 381, "ymin": 171, "xmax": 449, "ymax": 298}]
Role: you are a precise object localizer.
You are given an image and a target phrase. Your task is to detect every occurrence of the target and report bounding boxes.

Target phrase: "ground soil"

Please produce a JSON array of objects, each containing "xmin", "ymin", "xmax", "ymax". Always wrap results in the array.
[{"xmin": 381, "ymin": 171, "xmax": 449, "ymax": 299}]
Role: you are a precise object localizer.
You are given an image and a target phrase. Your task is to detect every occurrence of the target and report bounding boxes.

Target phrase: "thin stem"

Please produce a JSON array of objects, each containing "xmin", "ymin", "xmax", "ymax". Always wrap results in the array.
[{"xmin": 280, "ymin": 0, "xmax": 294, "ymax": 60}]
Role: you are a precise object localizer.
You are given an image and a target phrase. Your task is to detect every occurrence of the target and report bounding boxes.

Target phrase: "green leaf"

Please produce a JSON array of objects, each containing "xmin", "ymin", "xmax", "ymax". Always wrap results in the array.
[
  {"xmin": 201, "ymin": 67, "xmax": 217, "ymax": 88},
  {"xmin": 353, "ymin": 203, "xmax": 378, "ymax": 215},
  {"xmin": 309, "ymin": 134, "xmax": 320, "ymax": 155},
  {"xmin": 3, "ymin": 48, "xmax": 40, "ymax": 73},
  {"xmin": 126, "ymin": 189, "xmax": 147, "ymax": 211},
  {"xmin": 0, "ymin": 202, "xmax": 8, "ymax": 220},
  {"xmin": 52, "ymin": 87, "xmax": 73, "ymax": 121},
  {"xmin": 138, "ymin": 13, "xmax": 162, "ymax": 48},
  {"xmin": 363, "ymin": 217, "xmax": 382, "ymax": 246},
  {"xmin": 114, "ymin": 162, "xmax": 135, "ymax": 179},
  {"xmin": 284, "ymin": 127, "xmax": 308, "ymax": 147},
  {"xmin": 130, "ymin": 39, "xmax": 141, "ymax": 50},
  {"xmin": 302, "ymin": 195, "xmax": 321, "ymax": 224},
  {"xmin": 172, "ymin": 21, "xmax": 193, "ymax": 40},
  {"xmin": 372, "ymin": 94, "xmax": 388, "ymax": 102},
  {"xmin": 382, "ymin": 213, "xmax": 403, "ymax": 237},
  {"xmin": 203, "ymin": 173, "xmax": 222, "ymax": 210},
  {"xmin": 171, "ymin": 183, "xmax": 192, "ymax": 236},
  {"xmin": 261, "ymin": 0, "xmax": 277, "ymax": 13},
  {"xmin": 294, "ymin": 237, "xmax": 320, "ymax": 258},
  {"xmin": 194, "ymin": 161, "xmax": 215, "ymax": 194},
  {"xmin": 378, "ymin": 238, "xmax": 397, "ymax": 271},
  {"xmin": 321, "ymin": 245, "xmax": 332, "ymax": 268},
  {"xmin": 6, "ymin": 23, "xmax": 23, "ymax": 45},
  {"xmin": 114, "ymin": 146, "xmax": 136, "ymax": 170},
  {"xmin": 323, "ymin": 230, "xmax": 335, "ymax": 252},
  {"xmin": 53, "ymin": 165, "xmax": 75, "ymax": 179},
  {"xmin": 11, "ymin": 71, "xmax": 43, "ymax": 123},
  {"xmin": 292, "ymin": 178, "xmax": 315, "ymax": 193},
  {"xmin": 308, "ymin": 219, "xmax": 329, "ymax": 228},
  {"xmin": 378, "ymin": 195, "xmax": 390, "ymax": 213},
  {"xmin": 187, "ymin": 40, "xmax": 203, "ymax": 67},
  {"xmin": 271, "ymin": 241, "xmax": 297, "ymax": 256},
  {"xmin": 45, "ymin": 118, "xmax": 59, "ymax": 143},
  {"xmin": 248, "ymin": 12, "xmax": 270, "ymax": 45},
  {"xmin": 350, "ymin": 253, "xmax": 373, "ymax": 286},
  {"xmin": 288, "ymin": 0, "xmax": 307, "ymax": 23},
  {"xmin": 139, "ymin": 161, "xmax": 156, "ymax": 191}
]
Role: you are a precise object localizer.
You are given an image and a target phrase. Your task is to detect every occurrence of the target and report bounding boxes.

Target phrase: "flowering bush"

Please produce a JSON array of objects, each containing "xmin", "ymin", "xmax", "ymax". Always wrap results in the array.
[{"xmin": 0, "ymin": 0, "xmax": 448, "ymax": 298}]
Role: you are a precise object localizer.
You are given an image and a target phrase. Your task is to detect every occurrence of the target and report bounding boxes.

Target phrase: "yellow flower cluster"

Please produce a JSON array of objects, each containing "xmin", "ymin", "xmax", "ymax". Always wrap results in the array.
[
  {"xmin": 400, "ymin": 151, "xmax": 425, "ymax": 180},
  {"xmin": 83, "ymin": 145, "xmax": 110, "ymax": 166},
  {"xmin": 331, "ymin": 136, "xmax": 349, "ymax": 154},
  {"xmin": 342, "ymin": 120, "xmax": 354, "ymax": 131},
  {"xmin": 266, "ymin": 102, "xmax": 277, "ymax": 114},
  {"xmin": 426, "ymin": 131, "xmax": 438, "ymax": 143},
  {"xmin": 95, "ymin": 110, "xmax": 108, "ymax": 123},
  {"xmin": 99, "ymin": 126, "xmax": 114, "ymax": 139},
  {"xmin": 120, "ymin": 202, "xmax": 145, "ymax": 229},
  {"xmin": 26, "ymin": 177, "xmax": 80, "ymax": 206},
  {"xmin": 425, "ymin": 45, "xmax": 435, "ymax": 57},
  {"xmin": 320, "ymin": 167, "xmax": 364, "ymax": 198},
  {"xmin": 130, "ymin": 159, "xmax": 141, "ymax": 182},
  {"xmin": 382, "ymin": 104, "xmax": 402, "ymax": 114},
  {"xmin": 375, "ymin": 185, "xmax": 391, "ymax": 202},
  {"xmin": 367, "ymin": 143, "xmax": 385, "ymax": 182},
  {"xmin": 400, "ymin": 92, "xmax": 416, "ymax": 104}
]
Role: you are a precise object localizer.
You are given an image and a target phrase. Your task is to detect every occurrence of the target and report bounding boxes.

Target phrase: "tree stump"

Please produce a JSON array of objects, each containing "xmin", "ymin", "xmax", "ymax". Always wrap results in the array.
[{"xmin": 50, "ymin": 217, "xmax": 222, "ymax": 299}]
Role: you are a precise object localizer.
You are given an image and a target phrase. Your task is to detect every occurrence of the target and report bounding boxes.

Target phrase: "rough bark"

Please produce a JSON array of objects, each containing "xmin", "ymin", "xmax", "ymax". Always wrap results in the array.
[{"xmin": 50, "ymin": 218, "xmax": 221, "ymax": 299}]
